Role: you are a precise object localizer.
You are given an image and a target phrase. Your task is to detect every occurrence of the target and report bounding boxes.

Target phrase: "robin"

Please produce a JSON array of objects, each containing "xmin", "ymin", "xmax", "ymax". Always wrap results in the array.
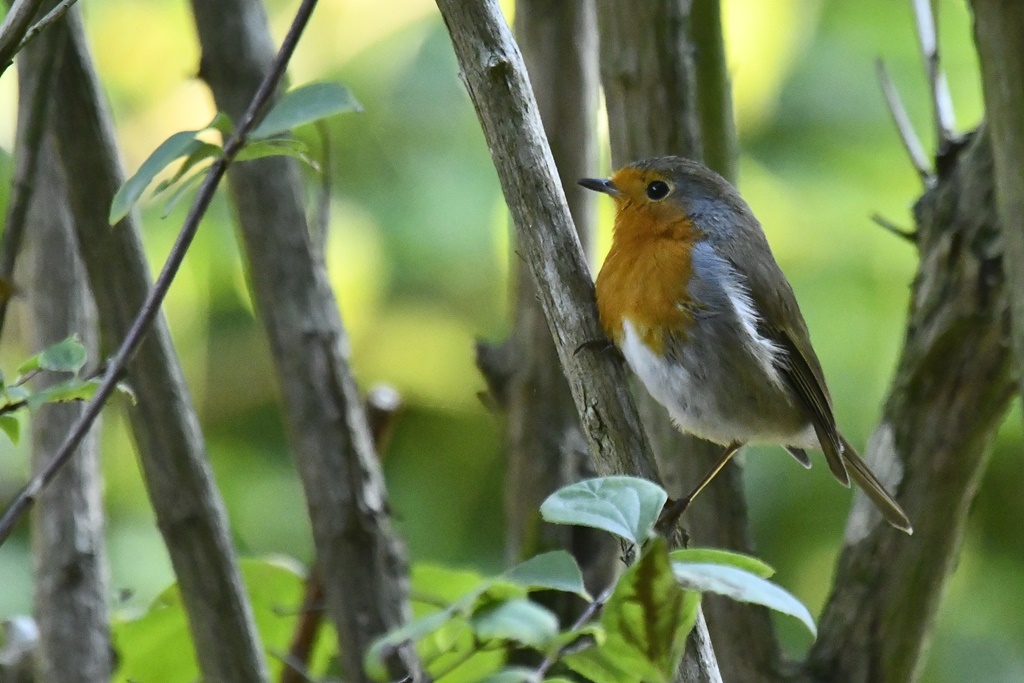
[{"xmin": 579, "ymin": 156, "xmax": 912, "ymax": 535}]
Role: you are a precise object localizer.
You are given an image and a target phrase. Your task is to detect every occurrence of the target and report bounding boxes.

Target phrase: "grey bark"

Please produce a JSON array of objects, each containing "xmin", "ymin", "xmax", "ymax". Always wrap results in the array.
[
  {"xmin": 971, "ymin": 0, "xmax": 1024, "ymax": 418},
  {"xmin": 802, "ymin": 128, "xmax": 1012, "ymax": 682},
  {"xmin": 28, "ymin": 8, "xmax": 269, "ymax": 682},
  {"xmin": 691, "ymin": 0, "xmax": 738, "ymax": 182},
  {"xmin": 478, "ymin": 0, "xmax": 618, "ymax": 594},
  {"xmin": 26, "ymin": 141, "xmax": 111, "ymax": 683},
  {"xmin": 434, "ymin": 1, "xmax": 721, "ymax": 680},
  {"xmin": 187, "ymin": 2, "xmax": 420, "ymax": 680},
  {"xmin": 594, "ymin": 2, "xmax": 777, "ymax": 680}
]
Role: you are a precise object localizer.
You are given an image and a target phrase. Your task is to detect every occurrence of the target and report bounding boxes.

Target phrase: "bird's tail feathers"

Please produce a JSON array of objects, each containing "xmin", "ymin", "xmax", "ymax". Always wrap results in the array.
[{"xmin": 840, "ymin": 434, "xmax": 913, "ymax": 535}]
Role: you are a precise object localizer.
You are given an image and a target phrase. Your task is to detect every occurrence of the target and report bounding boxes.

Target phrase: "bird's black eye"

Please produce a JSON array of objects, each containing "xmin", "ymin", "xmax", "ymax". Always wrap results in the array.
[{"xmin": 646, "ymin": 180, "xmax": 670, "ymax": 200}]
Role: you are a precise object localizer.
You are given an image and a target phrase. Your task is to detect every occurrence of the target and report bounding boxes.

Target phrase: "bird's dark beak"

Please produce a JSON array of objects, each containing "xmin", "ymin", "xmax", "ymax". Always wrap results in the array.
[{"xmin": 578, "ymin": 177, "xmax": 621, "ymax": 197}]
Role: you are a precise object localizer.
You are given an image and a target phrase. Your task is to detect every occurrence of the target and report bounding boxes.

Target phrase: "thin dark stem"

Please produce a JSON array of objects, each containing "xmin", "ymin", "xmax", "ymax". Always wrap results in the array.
[
  {"xmin": 0, "ymin": 0, "xmax": 44, "ymax": 75},
  {"xmin": 13, "ymin": 0, "xmax": 79, "ymax": 56},
  {"xmin": 0, "ymin": 0, "xmax": 320, "ymax": 545},
  {"xmin": 534, "ymin": 585, "xmax": 614, "ymax": 679}
]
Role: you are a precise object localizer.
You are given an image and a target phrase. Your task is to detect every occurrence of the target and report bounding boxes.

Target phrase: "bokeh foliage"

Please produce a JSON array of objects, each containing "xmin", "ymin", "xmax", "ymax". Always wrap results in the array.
[{"xmin": 0, "ymin": 0, "xmax": 1020, "ymax": 681}]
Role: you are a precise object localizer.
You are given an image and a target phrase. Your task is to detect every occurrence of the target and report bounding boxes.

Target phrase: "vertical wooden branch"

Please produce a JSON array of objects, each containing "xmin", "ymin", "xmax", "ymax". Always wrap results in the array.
[
  {"xmin": 24, "ymin": 7, "xmax": 270, "ymax": 681},
  {"xmin": 691, "ymin": 0, "xmax": 738, "ymax": 182},
  {"xmin": 27, "ymin": 144, "xmax": 111, "ymax": 682},
  {"xmin": 971, "ymin": 0, "xmax": 1024, "ymax": 415},
  {"xmin": 478, "ymin": 0, "xmax": 616, "ymax": 594},
  {"xmin": 188, "ymin": 1, "xmax": 421, "ymax": 680}
]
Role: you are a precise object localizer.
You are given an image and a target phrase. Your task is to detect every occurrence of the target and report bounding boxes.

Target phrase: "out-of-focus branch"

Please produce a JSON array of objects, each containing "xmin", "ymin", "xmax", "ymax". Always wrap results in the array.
[
  {"xmin": 971, "ymin": 0, "xmax": 1024, "ymax": 431},
  {"xmin": 691, "ymin": 0, "xmax": 737, "ymax": 182},
  {"xmin": 26, "ymin": 141, "xmax": 110, "ymax": 683},
  {"xmin": 0, "ymin": 0, "xmax": 42, "ymax": 73},
  {"xmin": 801, "ymin": 127, "xmax": 1011, "ymax": 683},
  {"xmin": 0, "ymin": 18, "xmax": 59, "ymax": 338},
  {"xmin": 188, "ymin": 2, "xmax": 421, "ymax": 680},
  {"xmin": 0, "ymin": 0, "xmax": 323, "ymax": 677}
]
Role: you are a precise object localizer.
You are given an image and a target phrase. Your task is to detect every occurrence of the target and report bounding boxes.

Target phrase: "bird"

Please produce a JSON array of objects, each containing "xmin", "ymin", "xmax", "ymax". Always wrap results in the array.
[{"xmin": 578, "ymin": 156, "xmax": 913, "ymax": 535}]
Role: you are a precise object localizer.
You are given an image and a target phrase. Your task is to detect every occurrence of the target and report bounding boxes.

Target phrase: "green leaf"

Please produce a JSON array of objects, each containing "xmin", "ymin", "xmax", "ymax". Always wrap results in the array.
[
  {"xmin": 234, "ymin": 138, "xmax": 319, "ymax": 170},
  {"xmin": 540, "ymin": 476, "xmax": 668, "ymax": 545},
  {"xmin": 505, "ymin": 550, "xmax": 591, "ymax": 600},
  {"xmin": 110, "ymin": 130, "xmax": 205, "ymax": 223},
  {"xmin": 27, "ymin": 378, "xmax": 97, "ymax": 411},
  {"xmin": 480, "ymin": 667, "xmax": 538, "ymax": 683},
  {"xmin": 669, "ymin": 548, "xmax": 774, "ymax": 579},
  {"xmin": 18, "ymin": 336, "xmax": 87, "ymax": 376},
  {"xmin": 152, "ymin": 142, "xmax": 223, "ymax": 196},
  {"xmin": 251, "ymin": 82, "xmax": 362, "ymax": 139},
  {"xmin": 472, "ymin": 599, "xmax": 558, "ymax": 648},
  {"xmin": 209, "ymin": 112, "xmax": 234, "ymax": 137},
  {"xmin": 672, "ymin": 562, "xmax": 816, "ymax": 636},
  {"xmin": 365, "ymin": 611, "xmax": 451, "ymax": 681},
  {"xmin": 160, "ymin": 166, "xmax": 213, "ymax": 219},
  {"xmin": 411, "ymin": 563, "xmax": 487, "ymax": 607},
  {"xmin": 566, "ymin": 538, "xmax": 695, "ymax": 683},
  {"xmin": 0, "ymin": 415, "xmax": 20, "ymax": 444}
]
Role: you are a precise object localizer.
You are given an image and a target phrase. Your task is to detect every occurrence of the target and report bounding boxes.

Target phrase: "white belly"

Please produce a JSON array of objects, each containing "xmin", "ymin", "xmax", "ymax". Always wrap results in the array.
[{"xmin": 619, "ymin": 319, "xmax": 817, "ymax": 448}]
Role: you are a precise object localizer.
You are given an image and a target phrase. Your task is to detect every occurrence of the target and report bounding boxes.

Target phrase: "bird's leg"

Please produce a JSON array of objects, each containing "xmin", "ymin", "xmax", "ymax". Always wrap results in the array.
[{"xmin": 656, "ymin": 442, "xmax": 743, "ymax": 534}]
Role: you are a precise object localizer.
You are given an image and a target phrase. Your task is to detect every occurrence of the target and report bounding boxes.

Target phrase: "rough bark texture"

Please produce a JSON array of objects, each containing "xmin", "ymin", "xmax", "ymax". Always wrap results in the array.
[
  {"xmin": 435, "ymin": 0, "xmax": 658, "ymax": 483},
  {"xmin": 435, "ymin": 1, "xmax": 722, "ymax": 680},
  {"xmin": 971, "ymin": 0, "xmax": 1024, "ymax": 406},
  {"xmin": 595, "ymin": 2, "xmax": 778, "ymax": 680},
  {"xmin": 187, "ymin": 2, "xmax": 420, "ymax": 680},
  {"xmin": 478, "ymin": 0, "xmax": 618, "ymax": 595},
  {"xmin": 802, "ymin": 128, "xmax": 1012, "ymax": 683},
  {"xmin": 26, "ymin": 143, "xmax": 111, "ymax": 682},
  {"xmin": 33, "ymin": 9, "xmax": 269, "ymax": 682}
]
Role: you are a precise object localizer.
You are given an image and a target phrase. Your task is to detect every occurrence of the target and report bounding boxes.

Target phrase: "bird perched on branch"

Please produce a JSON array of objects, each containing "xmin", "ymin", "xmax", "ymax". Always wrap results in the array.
[{"xmin": 579, "ymin": 156, "xmax": 912, "ymax": 534}]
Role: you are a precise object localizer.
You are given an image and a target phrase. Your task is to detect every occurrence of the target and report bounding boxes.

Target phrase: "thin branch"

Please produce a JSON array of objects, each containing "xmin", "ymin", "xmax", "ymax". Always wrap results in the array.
[
  {"xmin": 876, "ymin": 59, "xmax": 933, "ymax": 185},
  {"xmin": 911, "ymin": 0, "xmax": 956, "ymax": 146},
  {"xmin": 0, "ymin": 0, "xmax": 319, "ymax": 544},
  {"xmin": 691, "ymin": 0, "xmax": 737, "ymax": 183},
  {"xmin": 870, "ymin": 213, "xmax": 917, "ymax": 243},
  {"xmin": 0, "ymin": 0, "xmax": 43, "ymax": 74}
]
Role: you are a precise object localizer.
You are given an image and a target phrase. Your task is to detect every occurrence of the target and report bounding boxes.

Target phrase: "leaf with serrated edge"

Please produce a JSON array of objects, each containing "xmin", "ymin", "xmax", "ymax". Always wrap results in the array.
[
  {"xmin": 505, "ymin": 550, "xmax": 591, "ymax": 600},
  {"xmin": 251, "ymin": 82, "xmax": 362, "ymax": 139},
  {"xmin": 669, "ymin": 548, "xmax": 774, "ymax": 578},
  {"xmin": 540, "ymin": 476, "xmax": 667, "ymax": 545},
  {"xmin": 672, "ymin": 562, "xmax": 816, "ymax": 636}
]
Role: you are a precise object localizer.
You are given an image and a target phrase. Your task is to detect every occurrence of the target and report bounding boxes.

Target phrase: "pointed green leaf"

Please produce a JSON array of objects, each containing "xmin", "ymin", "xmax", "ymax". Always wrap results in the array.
[
  {"xmin": 540, "ymin": 476, "xmax": 667, "ymax": 544},
  {"xmin": 0, "ymin": 415, "xmax": 20, "ymax": 444},
  {"xmin": 234, "ymin": 139, "xmax": 319, "ymax": 170},
  {"xmin": 27, "ymin": 378, "xmax": 104, "ymax": 411},
  {"xmin": 160, "ymin": 166, "xmax": 213, "ymax": 219},
  {"xmin": 209, "ymin": 112, "xmax": 234, "ymax": 137},
  {"xmin": 110, "ymin": 130, "xmax": 205, "ymax": 223},
  {"xmin": 505, "ymin": 550, "xmax": 591, "ymax": 600},
  {"xmin": 472, "ymin": 599, "xmax": 558, "ymax": 648},
  {"xmin": 669, "ymin": 548, "xmax": 774, "ymax": 579},
  {"xmin": 251, "ymin": 82, "xmax": 362, "ymax": 139},
  {"xmin": 672, "ymin": 562, "xmax": 816, "ymax": 636},
  {"xmin": 152, "ymin": 142, "xmax": 222, "ymax": 196}
]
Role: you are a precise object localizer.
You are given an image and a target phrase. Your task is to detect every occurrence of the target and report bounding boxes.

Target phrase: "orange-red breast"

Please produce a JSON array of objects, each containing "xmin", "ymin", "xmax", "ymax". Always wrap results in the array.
[{"xmin": 580, "ymin": 156, "xmax": 912, "ymax": 534}]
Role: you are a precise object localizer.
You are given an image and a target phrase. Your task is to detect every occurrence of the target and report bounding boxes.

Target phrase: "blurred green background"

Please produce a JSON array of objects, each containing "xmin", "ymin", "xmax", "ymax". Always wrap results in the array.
[{"xmin": 0, "ymin": 0, "xmax": 1021, "ymax": 681}]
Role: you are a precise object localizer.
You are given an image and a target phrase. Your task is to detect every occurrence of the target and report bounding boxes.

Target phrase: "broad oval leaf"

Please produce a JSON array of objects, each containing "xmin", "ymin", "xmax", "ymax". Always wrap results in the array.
[
  {"xmin": 505, "ymin": 550, "xmax": 590, "ymax": 600},
  {"xmin": 251, "ymin": 82, "xmax": 362, "ymax": 139},
  {"xmin": 18, "ymin": 336, "xmax": 87, "ymax": 376},
  {"xmin": 672, "ymin": 562, "xmax": 816, "ymax": 636},
  {"xmin": 540, "ymin": 476, "xmax": 667, "ymax": 544},
  {"xmin": 472, "ymin": 598, "xmax": 558, "ymax": 647},
  {"xmin": 669, "ymin": 548, "xmax": 774, "ymax": 579},
  {"xmin": 110, "ymin": 130, "xmax": 206, "ymax": 224}
]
